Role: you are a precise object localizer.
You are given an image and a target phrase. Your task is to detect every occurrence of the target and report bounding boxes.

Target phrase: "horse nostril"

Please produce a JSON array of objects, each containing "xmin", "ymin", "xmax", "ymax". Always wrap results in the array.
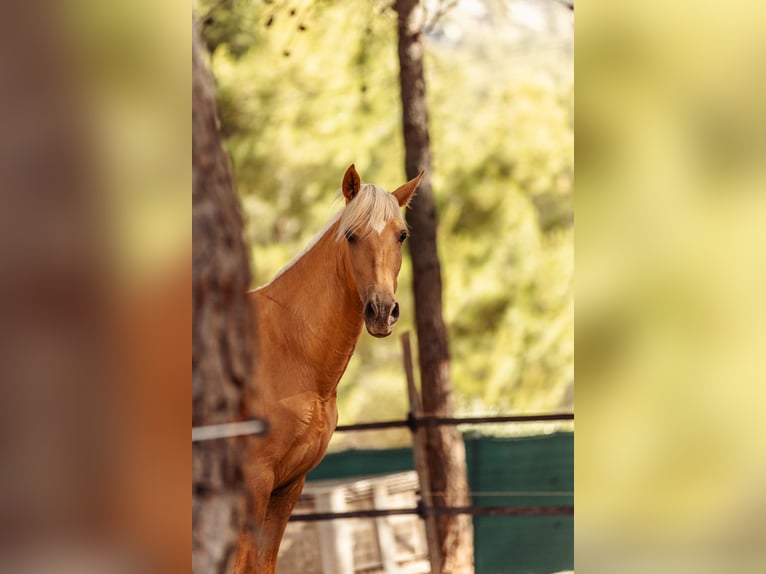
[
  {"xmin": 391, "ymin": 302, "xmax": 399, "ymax": 319},
  {"xmin": 364, "ymin": 301, "xmax": 375, "ymax": 320}
]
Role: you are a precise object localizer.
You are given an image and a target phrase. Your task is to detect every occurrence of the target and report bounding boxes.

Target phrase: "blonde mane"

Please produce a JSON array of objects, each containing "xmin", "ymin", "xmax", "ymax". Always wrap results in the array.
[
  {"xmin": 255, "ymin": 183, "xmax": 405, "ymax": 290},
  {"xmin": 334, "ymin": 183, "xmax": 405, "ymax": 242}
]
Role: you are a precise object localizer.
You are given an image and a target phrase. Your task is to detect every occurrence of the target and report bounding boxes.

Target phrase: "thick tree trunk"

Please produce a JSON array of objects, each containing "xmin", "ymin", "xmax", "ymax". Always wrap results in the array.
[
  {"xmin": 394, "ymin": 2, "xmax": 474, "ymax": 572},
  {"xmin": 192, "ymin": 21, "xmax": 256, "ymax": 574}
]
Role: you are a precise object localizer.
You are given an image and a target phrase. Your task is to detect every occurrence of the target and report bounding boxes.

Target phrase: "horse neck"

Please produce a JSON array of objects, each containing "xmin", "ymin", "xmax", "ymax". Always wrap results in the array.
[{"xmin": 260, "ymin": 222, "xmax": 363, "ymax": 396}]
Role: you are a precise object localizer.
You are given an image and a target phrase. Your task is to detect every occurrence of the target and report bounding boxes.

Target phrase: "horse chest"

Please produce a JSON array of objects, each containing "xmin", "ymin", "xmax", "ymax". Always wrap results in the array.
[{"xmin": 273, "ymin": 393, "xmax": 337, "ymax": 484}]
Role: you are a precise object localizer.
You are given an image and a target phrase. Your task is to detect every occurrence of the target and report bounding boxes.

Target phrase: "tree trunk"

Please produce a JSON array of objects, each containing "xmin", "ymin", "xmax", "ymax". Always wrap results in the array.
[
  {"xmin": 394, "ymin": 2, "xmax": 474, "ymax": 572},
  {"xmin": 192, "ymin": 20, "xmax": 256, "ymax": 574}
]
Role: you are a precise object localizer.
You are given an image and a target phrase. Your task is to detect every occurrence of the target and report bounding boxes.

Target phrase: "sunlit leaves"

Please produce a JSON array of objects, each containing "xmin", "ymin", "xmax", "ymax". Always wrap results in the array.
[{"xmin": 199, "ymin": 0, "xmax": 573, "ymax": 434}]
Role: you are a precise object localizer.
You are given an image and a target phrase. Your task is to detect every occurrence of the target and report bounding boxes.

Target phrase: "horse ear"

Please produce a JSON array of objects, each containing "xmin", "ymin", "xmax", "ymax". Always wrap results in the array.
[
  {"xmin": 392, "ymin": 171, "xmax": 424, "ymax": 208},
  {"xmin": 342, "ymin": 164, "xmax": 362, "ymax": 204}
]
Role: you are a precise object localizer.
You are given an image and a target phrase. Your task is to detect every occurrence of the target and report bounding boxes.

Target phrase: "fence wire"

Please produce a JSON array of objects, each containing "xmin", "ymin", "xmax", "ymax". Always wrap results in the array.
[
  {"xmin": 192, "ymin": 412, "xmax": 573, "ymax": 441},
  {"xmin": 289, "ymin": 504, "xmax": 573, "ymax": 522}
]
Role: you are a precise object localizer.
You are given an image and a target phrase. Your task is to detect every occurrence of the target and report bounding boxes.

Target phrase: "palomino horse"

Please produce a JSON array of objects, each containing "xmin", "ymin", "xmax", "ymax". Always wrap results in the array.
[{"xmin": 236, "ymin": 165, "xmax": 423, "ymax": 573}]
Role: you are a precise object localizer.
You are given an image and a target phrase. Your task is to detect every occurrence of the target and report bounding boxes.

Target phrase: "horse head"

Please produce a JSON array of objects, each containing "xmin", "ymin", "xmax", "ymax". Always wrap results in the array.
[{"xmin": 338, "ymin": 164, "xmax": 423, "ymax": 337}]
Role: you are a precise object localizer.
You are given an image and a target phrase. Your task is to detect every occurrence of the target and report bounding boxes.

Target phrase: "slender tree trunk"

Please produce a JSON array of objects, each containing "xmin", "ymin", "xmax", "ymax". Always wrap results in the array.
[
  {"xmin": 394, "ymin": 2, "xmax": 474, "ymax": 572},
  {"xmin": 192, "ymin": 20, "xmax": 256, "ymax": 574}
]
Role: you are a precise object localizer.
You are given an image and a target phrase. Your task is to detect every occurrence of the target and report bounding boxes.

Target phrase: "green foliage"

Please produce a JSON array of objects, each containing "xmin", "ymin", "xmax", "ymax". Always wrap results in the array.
[{"xmin": 197, "ymin": 0, "xmax": 573, "ymax": 439}]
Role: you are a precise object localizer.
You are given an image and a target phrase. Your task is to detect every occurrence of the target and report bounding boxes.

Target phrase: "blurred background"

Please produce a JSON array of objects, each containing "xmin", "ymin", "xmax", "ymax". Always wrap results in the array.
[
  {"xmin": 3, "ymin": 0, "xmax": 765, "ymax": 572},
  {"xmin": 0, "ymin": 0, "xmax": 188, "ymax": 572},
  {"xmin": 577, "ymin": 0, "xmax": 766, "ymax": 571}
]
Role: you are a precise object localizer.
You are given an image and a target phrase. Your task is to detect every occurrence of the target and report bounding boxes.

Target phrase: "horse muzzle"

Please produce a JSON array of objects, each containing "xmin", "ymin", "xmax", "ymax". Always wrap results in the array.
[{"xmin": 363, "ymin": 297, "xmax": 400, "ymax": 338}]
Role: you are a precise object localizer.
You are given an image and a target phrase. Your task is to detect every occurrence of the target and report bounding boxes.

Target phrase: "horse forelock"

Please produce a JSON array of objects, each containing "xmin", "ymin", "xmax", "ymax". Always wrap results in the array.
[{"xmin": 334, "ymin": 183, "xmax": 405, "ymax": 242}]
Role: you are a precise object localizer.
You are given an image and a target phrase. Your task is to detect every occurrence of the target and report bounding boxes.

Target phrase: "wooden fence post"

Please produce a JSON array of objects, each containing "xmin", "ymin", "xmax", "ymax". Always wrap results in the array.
[{"xmin": 401, "ymin": 331, "xmax": 442, "ymax": 574}]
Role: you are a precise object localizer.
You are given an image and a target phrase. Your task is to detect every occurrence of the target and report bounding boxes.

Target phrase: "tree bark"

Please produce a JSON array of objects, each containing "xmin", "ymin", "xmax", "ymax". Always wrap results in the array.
[
  {"xmin": 394, "ymin": 2, "xmax": 474, "ymax": 572},
  {"xmin": 192, "ymin": 20, "xmax": 256, "ymax": 574}
]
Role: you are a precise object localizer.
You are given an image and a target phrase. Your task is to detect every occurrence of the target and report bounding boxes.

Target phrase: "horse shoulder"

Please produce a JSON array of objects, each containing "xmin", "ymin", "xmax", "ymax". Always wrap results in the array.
[{"xmin": 262, "ymin": 391, "xmax": 337, "ymax": 485}]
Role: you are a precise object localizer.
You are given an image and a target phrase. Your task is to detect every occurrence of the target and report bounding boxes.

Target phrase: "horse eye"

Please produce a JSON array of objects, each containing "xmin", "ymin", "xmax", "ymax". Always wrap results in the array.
[
  {"xmin": 398, "ymin": 231, "xmax": 408, "ymax": 243},
  {"xmin": 345, "ymin": 230, "xmax": 357, "ymax": 244}
]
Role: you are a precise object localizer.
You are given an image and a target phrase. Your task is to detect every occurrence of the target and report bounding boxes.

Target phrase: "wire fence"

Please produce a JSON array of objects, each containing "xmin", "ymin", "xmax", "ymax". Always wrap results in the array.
[
  {"xmin": 192, "ymin": 412, "xmax": 573, "ymax": 441},
  {"xmin": 192, "ymin": 410, "xmax": 575, "ymax": 524},
  {"xmin": 289, "ymin": 504, "xmax": 573, "ymax": 522},
  {"xmin": 335, "ymin": 412, "xmax": 574, "ymax": 433},
  {"xmin": 287, "ymin": 411, "xmax": 575, "ymax": 523}
]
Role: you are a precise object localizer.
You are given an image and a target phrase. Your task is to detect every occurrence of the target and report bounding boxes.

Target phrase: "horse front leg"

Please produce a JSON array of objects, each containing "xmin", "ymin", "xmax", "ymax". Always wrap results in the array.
[
  {"xmin": 234, "ymin": 468, "xmax": 273, "ymax": 574},
  {"xmin": 254, "ymin": 477, "xmax": 306, "ymax": 574}
]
